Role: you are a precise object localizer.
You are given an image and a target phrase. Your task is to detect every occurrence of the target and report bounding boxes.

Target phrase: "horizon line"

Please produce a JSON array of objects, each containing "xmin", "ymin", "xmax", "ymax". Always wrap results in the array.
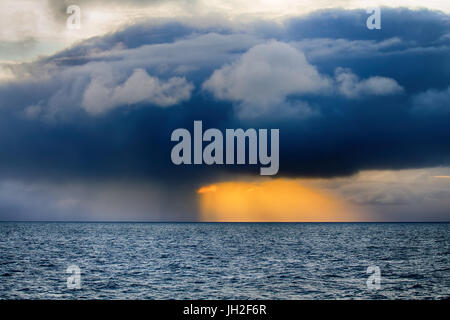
[{"xmin": 0, "ymin": 220, "xmax": 449, "ymax": 223}]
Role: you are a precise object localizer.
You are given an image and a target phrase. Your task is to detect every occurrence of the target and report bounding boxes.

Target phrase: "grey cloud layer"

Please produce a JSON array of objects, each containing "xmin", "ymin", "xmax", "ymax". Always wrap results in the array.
[{"xmin": 9, "ymin": 35, "xmax": 404, "ymax": 120}]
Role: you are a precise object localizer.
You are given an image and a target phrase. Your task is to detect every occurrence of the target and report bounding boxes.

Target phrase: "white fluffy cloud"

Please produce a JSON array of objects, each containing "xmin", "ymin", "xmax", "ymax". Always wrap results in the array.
[
  {"xmin": 203, "ymin": 41, "xmax": 403, "ymax": 118},
  {"xmin": 334, "ymin": 67, "xmax": 403, "ymax": 98},
  {"xmin": 203, "ymin": 41, "xmax": 332, "ymax": 104},
  {"xmin": 82, "ymin": 68, "xmax": 194, "ymax": 115},
  {"xmin": 203, "ymin": 41, "xmax": 331, "ymax": 118}
]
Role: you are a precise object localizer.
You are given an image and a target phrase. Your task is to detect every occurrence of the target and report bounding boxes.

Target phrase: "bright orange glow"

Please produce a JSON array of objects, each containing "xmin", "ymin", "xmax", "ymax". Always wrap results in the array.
[
  {"xmin": 197, "ymin": 185, "xmax": 218, "ymax": 194},
  {"xmin": 198, "ymin": 179, "xmax": 362, "ymax": 222}
]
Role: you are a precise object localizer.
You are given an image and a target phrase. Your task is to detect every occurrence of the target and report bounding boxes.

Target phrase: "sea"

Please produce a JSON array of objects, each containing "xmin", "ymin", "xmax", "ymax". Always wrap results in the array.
[{"xmin": 0, "ymin": 222, "xmax": 448, "ymax": 299}]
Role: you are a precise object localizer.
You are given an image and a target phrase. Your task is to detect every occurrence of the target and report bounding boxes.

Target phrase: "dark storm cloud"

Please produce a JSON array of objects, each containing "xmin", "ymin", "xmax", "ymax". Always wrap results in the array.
[{"xmin": 0, "ymin": 8, "xmax": 449, "ymax": 187}]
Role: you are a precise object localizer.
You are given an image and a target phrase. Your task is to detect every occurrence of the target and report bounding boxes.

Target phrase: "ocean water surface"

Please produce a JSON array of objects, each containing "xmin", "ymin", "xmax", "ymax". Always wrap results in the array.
[{"xmin": 0, "ymin": 222, "xmax": 448, "ymax": 299}]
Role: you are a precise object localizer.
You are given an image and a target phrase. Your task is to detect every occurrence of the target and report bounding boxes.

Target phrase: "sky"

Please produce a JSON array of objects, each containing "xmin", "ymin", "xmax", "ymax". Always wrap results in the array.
[{"xmin": 0, "ymin": 1, "xmax": 449, "ymax": 221}]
